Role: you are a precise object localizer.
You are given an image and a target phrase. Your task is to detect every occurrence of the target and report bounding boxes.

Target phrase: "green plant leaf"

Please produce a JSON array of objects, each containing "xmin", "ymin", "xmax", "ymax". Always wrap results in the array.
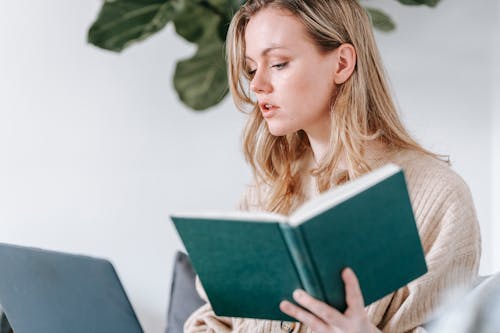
[
  {"xmin": 366, "ymin": 8, "xmax": 396, "ymax": 32},
  {"xmin": 173, "ymin": 41, "xmax": 228, "ymax": 110},
  {"xmin": 87, "ymin": 0, "xmax": 442, "ymax": 112},
  {"xmin": 214, "ymin": 0, "xmax": 244, "ymax": 42},
  {"xmin": 172, "ymin": 1, "xmax": 222, "ymax": 45},
  {"xmin": 396, "ymin": 0, "xmax": 440, "ymax": 7},
  {"xmin": 204, "ymin": 0, "xmax": 234, "ymax": 14},
  {"xmin": 203, "ymin": 0, "xmax": 243, "ymax": 16},
  {"xmin": 88, "ymin": 0, "xmax": 184, "ymax": 52}
]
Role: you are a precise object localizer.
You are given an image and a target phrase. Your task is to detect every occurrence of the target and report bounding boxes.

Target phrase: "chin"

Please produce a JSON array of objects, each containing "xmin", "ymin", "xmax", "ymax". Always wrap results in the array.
[
  {"xmin": 266, "ymin": 121, "xmax": 297, "ymax": 137},
  {"xmin": 267, "ymin": 126, "xmax": 291, "ymax": 137}
]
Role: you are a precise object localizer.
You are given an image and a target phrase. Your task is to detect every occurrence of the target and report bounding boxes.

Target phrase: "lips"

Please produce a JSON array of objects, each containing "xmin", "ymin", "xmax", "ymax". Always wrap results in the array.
[{"xmin": 259, "ymin": 102, "xmax": 279, "ymax": 117}]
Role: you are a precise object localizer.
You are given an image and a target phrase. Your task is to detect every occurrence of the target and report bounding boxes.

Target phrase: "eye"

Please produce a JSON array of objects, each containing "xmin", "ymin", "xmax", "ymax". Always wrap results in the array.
[
  {"xmin": 271, "ymin": 62, "xmax": 288, "ymax": 70},
  {"xmin": 245, "ymin": 66, "xmax": 256, "ymax": 77}
]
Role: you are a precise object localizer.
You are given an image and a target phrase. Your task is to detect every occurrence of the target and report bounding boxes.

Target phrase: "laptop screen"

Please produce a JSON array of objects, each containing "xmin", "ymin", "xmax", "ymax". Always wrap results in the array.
[{"xmin": 0, "ymin": 243, "xmax": 143, "ymax": 333}]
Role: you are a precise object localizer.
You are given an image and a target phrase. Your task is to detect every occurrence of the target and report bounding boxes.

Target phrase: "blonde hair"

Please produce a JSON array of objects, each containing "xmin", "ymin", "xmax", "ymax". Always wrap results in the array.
[{"xmin": 227, "ymin": 0, "xmax": 441, "ymax": 214}]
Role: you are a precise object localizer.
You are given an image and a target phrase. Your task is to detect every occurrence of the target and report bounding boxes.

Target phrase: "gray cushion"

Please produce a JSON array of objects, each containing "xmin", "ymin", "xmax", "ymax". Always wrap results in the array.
[
  {"xmin": 165, "ymin": 251, "xmax": 206, "ymax": 333},
  {"xmin": 0, "ymin": 311, "xmax": 12, "ymax": 333}
]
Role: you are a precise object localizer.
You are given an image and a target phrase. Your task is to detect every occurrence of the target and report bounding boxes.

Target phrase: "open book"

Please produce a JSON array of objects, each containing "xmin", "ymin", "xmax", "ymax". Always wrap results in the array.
[{"xmin": 170, "ymin": 164, "xmax": 427, "ymax": 321}]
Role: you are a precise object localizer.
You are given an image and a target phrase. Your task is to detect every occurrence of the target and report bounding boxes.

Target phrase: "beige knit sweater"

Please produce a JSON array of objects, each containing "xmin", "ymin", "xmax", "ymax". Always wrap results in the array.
[{"xmin": 184, "ymin": 149, "xmax": 481, "ymax": 333}]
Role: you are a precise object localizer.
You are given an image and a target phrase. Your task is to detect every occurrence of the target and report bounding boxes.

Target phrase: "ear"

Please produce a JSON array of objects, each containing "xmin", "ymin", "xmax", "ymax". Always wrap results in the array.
[{"xmin": 333, "ymin": 43, "xmax": 356, "ymax": 85}]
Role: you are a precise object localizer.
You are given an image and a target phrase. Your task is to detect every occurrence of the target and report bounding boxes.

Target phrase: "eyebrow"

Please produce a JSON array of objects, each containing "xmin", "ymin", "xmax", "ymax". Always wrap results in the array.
[{"xmin": 245, "ymin": 46, "xmax": 290, "ymax": 61}]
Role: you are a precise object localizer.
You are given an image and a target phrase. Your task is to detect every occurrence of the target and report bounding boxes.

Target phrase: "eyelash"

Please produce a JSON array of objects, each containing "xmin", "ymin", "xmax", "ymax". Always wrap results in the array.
[
  {"xmin": 272, "ymin": 62, "xmax": 288, "ymax": 70},
  {"xmin": 247, "ymin": 62, "xmax": 288, "ymax": 77}
]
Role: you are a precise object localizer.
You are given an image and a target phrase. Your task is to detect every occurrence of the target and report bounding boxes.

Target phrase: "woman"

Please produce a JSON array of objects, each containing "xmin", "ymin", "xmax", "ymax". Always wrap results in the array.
[{"xmin": 185, "ymin": 0, "xmax": 481, "ymax": 332}]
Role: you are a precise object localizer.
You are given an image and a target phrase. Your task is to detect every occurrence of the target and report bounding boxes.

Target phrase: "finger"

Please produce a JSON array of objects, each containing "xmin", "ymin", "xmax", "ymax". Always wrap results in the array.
[
  {"xmin": 280, "ymin": 300, "xmax": 330, "ymax": 333},
  {"xmin": 292, "ymin": 289, "xmax": 345, "ymax": 326},
  {"xmin": 343, "ymin": 267, "xmax": 365, "ymax": 311}
]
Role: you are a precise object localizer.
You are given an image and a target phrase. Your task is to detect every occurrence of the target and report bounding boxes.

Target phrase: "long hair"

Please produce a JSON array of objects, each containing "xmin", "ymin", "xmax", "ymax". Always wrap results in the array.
[{"xmin": 226, "ymin": 0, "xmax": 440, "ymax": 214}]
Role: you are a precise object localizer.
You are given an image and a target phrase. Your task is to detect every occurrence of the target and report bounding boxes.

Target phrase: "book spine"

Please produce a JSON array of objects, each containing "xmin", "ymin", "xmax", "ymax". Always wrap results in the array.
[{"xmin": 279, "ymin": 223, "xmax": 324, "ymax": 300}]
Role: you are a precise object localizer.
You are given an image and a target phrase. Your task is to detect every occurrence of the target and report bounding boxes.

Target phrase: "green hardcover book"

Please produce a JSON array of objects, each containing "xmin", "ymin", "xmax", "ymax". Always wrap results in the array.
[{"xmin": 170, "ymin": 164, "xmax": 427, "ymax": 321}]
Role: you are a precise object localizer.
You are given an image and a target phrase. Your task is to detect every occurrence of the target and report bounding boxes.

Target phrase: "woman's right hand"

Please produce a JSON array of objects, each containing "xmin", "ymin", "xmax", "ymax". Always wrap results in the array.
[{"xmin": 280, "ymin": 268, "xmax": 377, "ymax": 333}]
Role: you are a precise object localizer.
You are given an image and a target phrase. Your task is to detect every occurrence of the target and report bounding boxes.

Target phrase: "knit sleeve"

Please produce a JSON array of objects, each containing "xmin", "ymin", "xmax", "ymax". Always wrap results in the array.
[
  {"xmin": 366, "ymin": 165, "xmax": 481, "ymax": 333},
  {"xmin": 183, "ymin": 276, "xmax": 234, "ymax": 333}
]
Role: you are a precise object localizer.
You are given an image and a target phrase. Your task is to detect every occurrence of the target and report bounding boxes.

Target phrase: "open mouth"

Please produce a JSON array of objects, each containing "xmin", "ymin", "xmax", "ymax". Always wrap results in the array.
[{"xmin": 260, "ymin": 102, "xmax": 277, "ymax": 112}]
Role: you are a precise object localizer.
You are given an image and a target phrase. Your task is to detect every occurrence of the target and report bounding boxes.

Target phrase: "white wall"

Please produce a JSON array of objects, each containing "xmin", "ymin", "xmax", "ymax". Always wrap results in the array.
[
  {"xmin": 0, "ymin": 1, "xmax": 497, "ymax": 332},
  {"xmin": 0, "ymin": 2, "xmax": 249, "ymax": 332},
  {"xmin": 373, "ymin": 0, "xmax": 495, "ymax": 275},
  {"xmin": 492, "ymin": 1, "xmax": 500, "ymax": 273}
]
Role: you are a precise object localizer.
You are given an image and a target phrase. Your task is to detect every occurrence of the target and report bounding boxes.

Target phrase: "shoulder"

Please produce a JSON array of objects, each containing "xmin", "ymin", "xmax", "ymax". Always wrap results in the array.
[
  {"xmin": 389, "ymin": 149, "xmax": 472, "ymax": 205},
  {"xmin": 387, "ymin": 149, "xmax": 477, "ymax": 230},
  {"xmin": 389, "ymin": 150, "xmax": 480, "ymax": 255}
]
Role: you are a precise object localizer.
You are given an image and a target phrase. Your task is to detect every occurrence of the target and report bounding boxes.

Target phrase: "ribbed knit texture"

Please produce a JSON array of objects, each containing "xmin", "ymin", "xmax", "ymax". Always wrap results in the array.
[{"xmin": 184, "ymin": 149, "xmax": 481, "ymax": 333}]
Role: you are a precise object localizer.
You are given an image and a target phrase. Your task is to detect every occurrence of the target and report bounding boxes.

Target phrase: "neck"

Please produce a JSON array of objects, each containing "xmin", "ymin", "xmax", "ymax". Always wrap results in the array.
[
  {"xmin": 306, "ymin": 132, "xmax": 330, "ymax": 166},
  {"xmin": 307, "ymin": 133, "xmax": 390, "ymax": 170}
]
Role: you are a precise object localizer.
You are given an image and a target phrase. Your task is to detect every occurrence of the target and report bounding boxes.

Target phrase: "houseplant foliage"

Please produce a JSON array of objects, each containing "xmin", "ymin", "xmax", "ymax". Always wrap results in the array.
[{"xmin": 88, "ymin": 0, "xmax": 440, "ymax": 111}]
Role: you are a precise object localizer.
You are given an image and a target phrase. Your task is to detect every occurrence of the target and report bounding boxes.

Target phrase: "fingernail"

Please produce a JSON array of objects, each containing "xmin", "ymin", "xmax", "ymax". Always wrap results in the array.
[{"xmin": 293, "ymin": 289, "xmax": 304, "ymax": 299}]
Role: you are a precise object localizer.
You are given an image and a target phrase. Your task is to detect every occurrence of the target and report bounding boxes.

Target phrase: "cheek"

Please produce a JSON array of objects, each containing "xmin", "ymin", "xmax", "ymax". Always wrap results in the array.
[
  {"xmin": 297, "ymin": 74, "xmax": 335, "ymax": 112},
  {"xmin": 273, "ymin": 66, "xmax": 336, "ymax": 114},
  {"xmin": 275, "ymin": 71, "xmax": 318, "ymax": 104}
]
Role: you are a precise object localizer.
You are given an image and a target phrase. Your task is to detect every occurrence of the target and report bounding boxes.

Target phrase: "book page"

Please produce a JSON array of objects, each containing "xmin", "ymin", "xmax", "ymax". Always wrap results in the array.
[{"xmin": 171, "ymin": 210, "xmax": 288, "ymax": 223}]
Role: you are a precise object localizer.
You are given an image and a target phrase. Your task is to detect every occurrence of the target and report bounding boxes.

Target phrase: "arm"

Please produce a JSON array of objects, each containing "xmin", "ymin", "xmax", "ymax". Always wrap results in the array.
[{"xmin": 366, "ymin": 170, "xmax": 481, "ymax": 332}]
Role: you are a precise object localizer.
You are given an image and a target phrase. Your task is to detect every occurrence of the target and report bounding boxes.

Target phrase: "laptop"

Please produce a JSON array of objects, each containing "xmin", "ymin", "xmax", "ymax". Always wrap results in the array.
[{"xmin": 0, "ymin": 242, "xmax": 143, "ymax": 333}]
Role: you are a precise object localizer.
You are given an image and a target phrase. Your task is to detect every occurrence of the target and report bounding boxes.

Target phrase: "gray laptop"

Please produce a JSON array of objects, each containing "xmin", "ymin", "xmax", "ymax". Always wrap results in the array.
[{"xmin": 0, "ymin": 242, "xmax": 143, "ymax": 333}]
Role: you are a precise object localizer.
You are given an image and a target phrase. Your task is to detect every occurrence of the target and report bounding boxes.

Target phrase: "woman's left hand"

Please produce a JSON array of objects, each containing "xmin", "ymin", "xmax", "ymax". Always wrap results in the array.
[{"xmin": 279, "ymin": 268, "xmax": 377, "ymax": 333}]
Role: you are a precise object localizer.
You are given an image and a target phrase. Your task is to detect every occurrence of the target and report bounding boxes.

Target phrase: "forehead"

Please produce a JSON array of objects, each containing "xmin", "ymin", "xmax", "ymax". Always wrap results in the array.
[{"xmin": 244, "ymin": 7, "xmax": 312, "ymax": 59}]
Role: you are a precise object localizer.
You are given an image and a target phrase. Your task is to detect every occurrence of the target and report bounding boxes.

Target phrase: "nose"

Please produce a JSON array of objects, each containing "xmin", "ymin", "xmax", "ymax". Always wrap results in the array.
[{"xmin": 250, "ymin": 69, "xmax": 272, "ymax": 94}]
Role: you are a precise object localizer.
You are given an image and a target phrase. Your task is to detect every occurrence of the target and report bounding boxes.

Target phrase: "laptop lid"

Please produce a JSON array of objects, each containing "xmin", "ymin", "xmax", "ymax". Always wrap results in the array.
[{"xmin": 0, "ymin": 242, "xmax": 143, "ymax": 333}]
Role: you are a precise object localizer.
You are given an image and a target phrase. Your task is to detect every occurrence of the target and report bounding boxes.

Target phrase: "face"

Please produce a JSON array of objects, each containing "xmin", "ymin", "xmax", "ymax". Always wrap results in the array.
[{"xmin": 244, "ymin": 7, "xmax": 338, "ymax": 137}]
